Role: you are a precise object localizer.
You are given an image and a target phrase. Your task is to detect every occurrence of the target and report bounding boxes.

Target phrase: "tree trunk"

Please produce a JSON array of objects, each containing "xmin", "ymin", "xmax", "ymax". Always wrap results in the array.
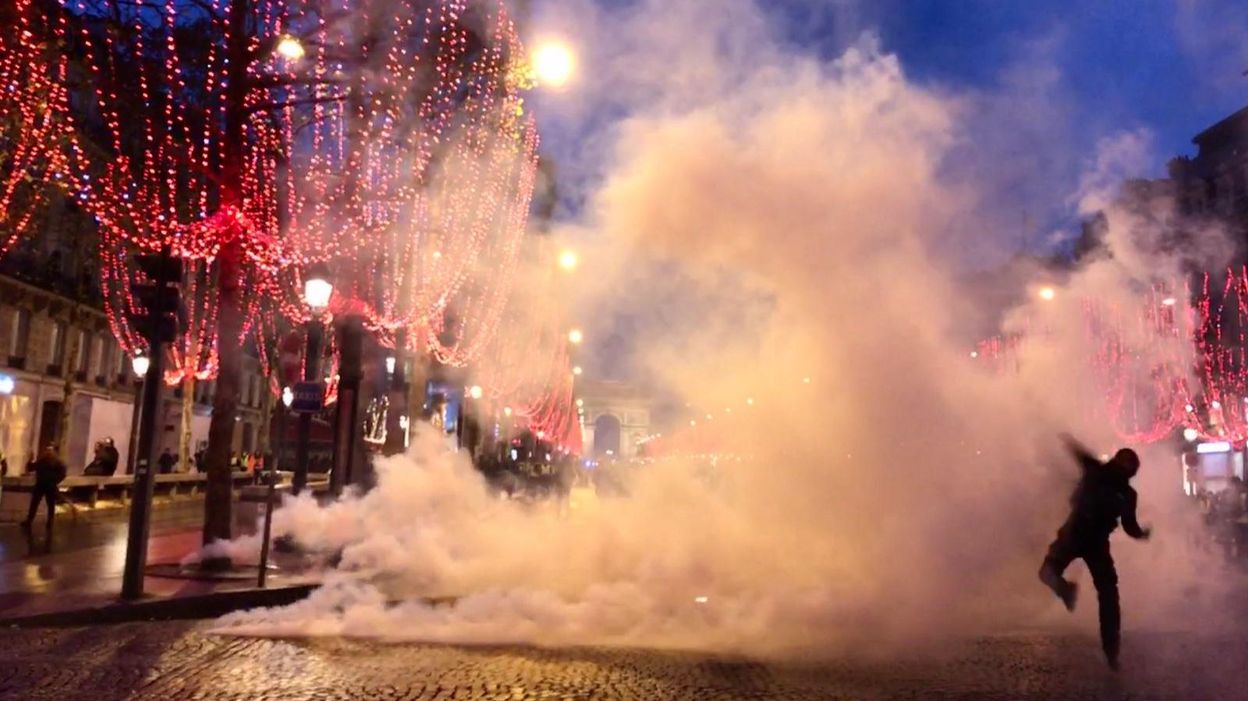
[
  {"xmin": 55, "ymin": 304, "xmax": 82, "ymax": 464},
  {"xmin": 199, "ymin": 0, "xmax": 251, "ymax": 565},
  {"xmin": 179, "ymin": 376, "xmax": 194, "ymax": 472},
  {"xmin": 258, "ymin": 380, "xmax": 274, "ymax": 457},
  {"xmin": 201, "ymin": 239, "xmax": 244, "ymax": 559}
]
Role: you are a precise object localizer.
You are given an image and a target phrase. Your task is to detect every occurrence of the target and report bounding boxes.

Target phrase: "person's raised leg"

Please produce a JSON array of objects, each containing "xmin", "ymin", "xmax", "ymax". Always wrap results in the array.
[
  {"xmin": 1085, "ymin": 543, "xmax": 1120, "ymax": 669},
  {"xmin": 1039, "ymin": 535, "xmax": 1079, "ymax": 611}
]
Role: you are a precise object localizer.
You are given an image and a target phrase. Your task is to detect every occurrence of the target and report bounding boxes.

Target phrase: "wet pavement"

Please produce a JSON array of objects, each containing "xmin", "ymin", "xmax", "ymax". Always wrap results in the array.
[
  {"xmin": 0, "ymin": 621, "xmax": 1244, "ymax": 700},
  {"xmin": 0, "ymin": 501, "xmax": 307, "ymax": 619}
]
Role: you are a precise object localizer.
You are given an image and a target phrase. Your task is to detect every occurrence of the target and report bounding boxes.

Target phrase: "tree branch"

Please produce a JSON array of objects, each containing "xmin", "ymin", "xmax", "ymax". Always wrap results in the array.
[{"xmin": 246, "ymin": 94, "xmax": 347, "ymax": 115}]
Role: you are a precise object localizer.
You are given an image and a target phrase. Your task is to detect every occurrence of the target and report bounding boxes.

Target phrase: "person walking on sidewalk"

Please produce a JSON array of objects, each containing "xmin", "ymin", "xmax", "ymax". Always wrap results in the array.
[
  {"xmin": 1039, "ymin": 435, "xmax": 1151, "ymax": 670},
  {"xmin": 22, "ymin": 445, "xmax": 67, "ymax": 531}
]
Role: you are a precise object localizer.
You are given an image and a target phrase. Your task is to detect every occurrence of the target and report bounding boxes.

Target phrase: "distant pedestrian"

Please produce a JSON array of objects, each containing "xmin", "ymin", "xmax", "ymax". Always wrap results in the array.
[
  {"xmin": 22, "ymin": 445, "xmax": 67, "ymax": 531},
  {"xmin": 157, "ymin": 448, "xmax": 176, "ymax": 474},
  {"xmin": 1039, "ymin": 435, "xmax": 1150, "ymax": 670},
  {"xmin": 99, "ymin": 438, "xmax": 120, "ymax": 476}
]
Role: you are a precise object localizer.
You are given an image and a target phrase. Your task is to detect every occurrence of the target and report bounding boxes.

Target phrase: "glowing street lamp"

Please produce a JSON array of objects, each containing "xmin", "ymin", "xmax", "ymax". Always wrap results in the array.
[
  {"xmin": 385, "ymin": 356, "xmax": 397, "ymax": 375},
  {"xmin": 572, "ymin": 365, "xmax": 583, "ymax": 376},
  {"xmin": 275, "ymin": 35, "xmax": 305, "ymax": 61},
  {"xmin": 1183, "ymin": 427, "xmax": 1199, "ymax": 442},
  {"xmin": 131, "ymin": 354, "xmax": 151, "ymax": 377},
  {"xmin": 558, "ymin": 249, "xmax": 578, "ymax": 271},
  {"xmin": 295, "ymin": 266, "xmax": 332, "ymax": 495},
  {"xmin": 568, "ymin": 328, "xmax": 584, "ymax": 345},
  {"xmin": 281, "ymin": 386, "xmax": 294, "ymax": 408},
  {"xmin": 531, "ymin": 40, "xmax": 575, "ymax": 88},
  {"xmin": 468, "ymin": 385, "xmax": 483, "ymax": 400},
  {"xmin": 303, "ymin": 273, "xmax": 333, "ymax": 311},
  {"xmin": 1038, "ymin": 286, "xmax": 1056, "ymax": 301},
  {"xmin": 1161, "ymin": 297, "xmax": 1177, "ymax": 307}
]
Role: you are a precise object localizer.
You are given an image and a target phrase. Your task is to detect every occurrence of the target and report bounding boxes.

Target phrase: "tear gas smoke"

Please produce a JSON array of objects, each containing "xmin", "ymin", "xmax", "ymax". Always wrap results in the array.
[{"xmin": 217, "ymin": 0, "xmax": 1243, "ymax": 656}]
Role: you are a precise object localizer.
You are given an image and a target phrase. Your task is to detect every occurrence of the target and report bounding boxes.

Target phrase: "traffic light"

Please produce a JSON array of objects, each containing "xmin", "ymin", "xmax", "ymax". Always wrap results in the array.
[{"xmin": 129, "ymin": 251, "xmax": 182, "ymax": 343}]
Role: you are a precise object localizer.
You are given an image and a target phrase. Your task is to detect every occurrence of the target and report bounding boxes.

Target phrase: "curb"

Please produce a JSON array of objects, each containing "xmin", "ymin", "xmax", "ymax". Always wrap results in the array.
[{"xmin": 0, "ymin": 584, "xmax": 318, "ymax": 628}]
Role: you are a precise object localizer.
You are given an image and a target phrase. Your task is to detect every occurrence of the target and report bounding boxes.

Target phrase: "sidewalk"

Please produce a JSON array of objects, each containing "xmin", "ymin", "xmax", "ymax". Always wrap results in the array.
[{"xmin": 0, "ymin": 500, "xmax": 315, "ymax": 621}]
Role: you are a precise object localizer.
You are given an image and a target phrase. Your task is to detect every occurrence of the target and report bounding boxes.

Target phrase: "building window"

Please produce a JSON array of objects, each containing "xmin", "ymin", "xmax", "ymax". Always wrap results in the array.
[
  {"xmin": 48, "ymin": 320, "xmax": 66, "ymax": 370},
  {"xmin": 8, "ymin": 308, "xmax": 31, "ymax": 362},
  {"xmin": 74, "ymin": 328, "xmax": 91, "ymax": 377},
  {"xmin": 95, "ymin": 335, "xmax": 111, "ymax": 382},
  {"xmin": 114, "ymin": 344, "xmax": 126, "ymax": 379}
]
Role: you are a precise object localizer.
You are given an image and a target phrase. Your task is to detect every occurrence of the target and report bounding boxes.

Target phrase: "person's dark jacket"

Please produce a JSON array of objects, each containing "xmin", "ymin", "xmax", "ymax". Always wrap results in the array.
[
  {"xmin": 1064, "ymin": 444, "xmax": 1146, "ymax": 541},
  {"xmin": 100, "ymin": 445, "xmax": 120, "ymax": 475},
  {"xmin": 157, "ymin": 452, "xmax": 176, "ymax": 474},
  {"xmin": 31, "ymin": 454, "xmax": 68, "ymax": 487}
]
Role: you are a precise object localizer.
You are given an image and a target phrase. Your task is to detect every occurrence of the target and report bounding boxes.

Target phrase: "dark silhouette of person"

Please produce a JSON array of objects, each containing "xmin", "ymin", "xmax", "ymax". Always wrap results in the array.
[
  {"xmin": 157, "ymin": 448, "xmax": 177, "ymax": 474},
  {"xmin": 1039, "ymin": 436, "xmax": 1150, "ymax": 669},
  {"xmin": 99, "ymin": 438, "xmax": 120, "ymax": 476},
  {"xmin": 22, "ymin": 445, "xmax": 67, "ymax": 531}
]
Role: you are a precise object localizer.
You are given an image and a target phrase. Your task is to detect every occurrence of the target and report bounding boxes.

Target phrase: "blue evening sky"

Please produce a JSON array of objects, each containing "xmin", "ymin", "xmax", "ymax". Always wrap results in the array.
[{"xmin": 772, "ymin": 0, "xmax": 1248, "ymax": 170}]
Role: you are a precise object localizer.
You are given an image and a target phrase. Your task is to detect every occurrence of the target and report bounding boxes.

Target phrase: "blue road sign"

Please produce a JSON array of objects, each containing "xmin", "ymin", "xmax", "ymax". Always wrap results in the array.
[{"xmin": 291, "ymin": 381, "xmax": 325, "ymax": 414}]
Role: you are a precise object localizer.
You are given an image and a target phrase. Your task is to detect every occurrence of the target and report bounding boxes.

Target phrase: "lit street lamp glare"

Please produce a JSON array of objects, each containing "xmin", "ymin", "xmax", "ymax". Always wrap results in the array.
[
  {"xmin": 131, "ymin": 354, "xmax": 150, "ymax": 377},
  {"xmin": 558, "ymin": 249, "xmax": 578, "ymax": 271},
  {"xmin": 568, "ymin": 328, "xmax": 584, "ymax": 345},
  {"xmin": 531, "ymin": 40, "xmax": 575, "ymax": 88},
  {"xmin": 304, "ymin": 275, "xmax": 333, "ymax": 310},
  {"xmin": 275, "ymin": 35, "xmax": 305, "ymax": 61},
  {"xmin": 1038, "ymin": 286, "xmax": 1056, "ymax": 301}
]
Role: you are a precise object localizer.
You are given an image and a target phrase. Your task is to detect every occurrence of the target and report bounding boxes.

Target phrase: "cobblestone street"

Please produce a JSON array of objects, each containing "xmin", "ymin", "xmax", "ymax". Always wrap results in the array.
[{"xmin": 0, "ymin": 621, "xmax": 1244, "ymax": 700}]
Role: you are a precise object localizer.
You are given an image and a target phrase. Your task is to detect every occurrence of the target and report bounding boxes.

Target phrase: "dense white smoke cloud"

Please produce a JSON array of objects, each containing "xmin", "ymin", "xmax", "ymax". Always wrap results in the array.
[{"xmin": 217, "ymin": 0, "xmax": 1242, "ymax": 655}]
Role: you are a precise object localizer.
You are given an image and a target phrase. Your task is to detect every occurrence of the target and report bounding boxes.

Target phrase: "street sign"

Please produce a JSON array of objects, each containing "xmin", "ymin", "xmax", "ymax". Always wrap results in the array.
[{"xmin": 290, "ymin": 381, "xmax": 325, "ymax": 414}]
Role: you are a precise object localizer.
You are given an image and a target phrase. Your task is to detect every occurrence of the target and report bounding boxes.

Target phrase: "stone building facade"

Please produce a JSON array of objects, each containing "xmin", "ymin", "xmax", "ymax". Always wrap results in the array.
[{"xmin": 0, "ymin": 272, "xmax": 269, "ymax": 474}]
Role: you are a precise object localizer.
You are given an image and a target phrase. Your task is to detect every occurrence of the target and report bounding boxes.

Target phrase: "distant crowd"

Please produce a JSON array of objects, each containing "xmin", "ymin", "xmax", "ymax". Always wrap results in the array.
[{"xmin": 1194, "ymin": 476, "xmax": 1248, "ymax": 560}]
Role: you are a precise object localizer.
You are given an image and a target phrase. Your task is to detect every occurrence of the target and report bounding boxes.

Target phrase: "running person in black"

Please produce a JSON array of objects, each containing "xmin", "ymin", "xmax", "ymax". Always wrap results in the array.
[{"xmin": 1039, "ymin": 436, "xmax": 1150, "ymax": 669}]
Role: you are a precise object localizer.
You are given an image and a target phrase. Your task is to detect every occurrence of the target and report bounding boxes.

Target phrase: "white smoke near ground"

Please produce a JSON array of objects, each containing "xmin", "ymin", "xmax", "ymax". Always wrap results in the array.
[{"xmin": 216, "ymin": 0, "xmax": 1244, "ymax": 656}]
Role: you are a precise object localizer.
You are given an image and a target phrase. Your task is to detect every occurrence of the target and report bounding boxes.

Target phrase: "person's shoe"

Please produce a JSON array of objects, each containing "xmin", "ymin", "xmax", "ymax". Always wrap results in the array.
[{"xmin": 1059, "ymin": 581, "xmax": 1079, "ymax": 612}]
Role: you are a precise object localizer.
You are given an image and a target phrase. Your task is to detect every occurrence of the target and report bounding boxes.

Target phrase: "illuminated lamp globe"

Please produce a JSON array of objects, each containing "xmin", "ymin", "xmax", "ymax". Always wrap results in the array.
[
  {"xmin": 531, "ymin": 41, "xmax": 575, "ymax": 88},
  {"xmin": 282, "ymin": 386, "xmax": 294, "ymax": 408},
  {"xmin": 558, "ymin": 249, "xmax": 579, "ymax": 271},
  {"xmin": 568, "ymin": 329, "xmax": 584, "ymax": 345},
  {"xmin": 1038, "ymin": 286, "xmax": 1056, "ymax": 301},
  {"xmin": 275, "ymin": 35, "xmax": 305, "ymax": 61},
  {"xmin": 1183, "ymin": 427, "xmax": 1199, "ymax": 442},
  {"xmin": 385, "ymin": 356, "xmax": 397, "ymax": 375},
  {"xmin": 503, "ymin": 406, "xmax": 513, "ymax": 417},
  {"xmin": 131, "ymin": 354, "xmax": 150, "ymax": 377},
  {"xmin": 468, "ymin": 385, "xmax": 484, "ymax": 400},
  {"xmin": 572, "ymin": 366, "xmax": 583, "ymax": 376},
  {"xmin": 304, "ymin": 275, "xmax": 333, "ymax": 311}
]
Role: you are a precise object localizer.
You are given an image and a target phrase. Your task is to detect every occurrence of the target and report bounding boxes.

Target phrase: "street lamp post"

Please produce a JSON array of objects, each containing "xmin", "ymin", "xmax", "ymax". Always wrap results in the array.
[
  {"xmin": 121, "ymin": 345, "xmax": 164, "ymax": 600},
  {"xmin": 258, "ymin": 387, "xmax": 294, "ymax": 588},
  {"xmin": 125, "ymin": 354, "xmax": 150, "ymax": 474},
  {"xmin": 294, "ymin": 271, "xmax": 332, "ymax": 495},
  {"xmin": 383, "ymin": 330, "xmax": 408, "ymax": 456}
]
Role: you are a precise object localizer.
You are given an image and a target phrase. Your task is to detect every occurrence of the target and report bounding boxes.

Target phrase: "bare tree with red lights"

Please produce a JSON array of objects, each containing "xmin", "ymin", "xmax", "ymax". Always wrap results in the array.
[{"xmin": 7, "ymin": 0, "xmax": 541, "ymax": 561}]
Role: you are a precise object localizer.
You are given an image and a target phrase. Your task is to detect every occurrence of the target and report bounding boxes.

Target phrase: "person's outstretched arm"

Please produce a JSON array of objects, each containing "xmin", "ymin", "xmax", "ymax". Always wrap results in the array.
[
  {"xmin": 1121, "ymin": 487, "xmax": 1151, "ymax": 540},
  {"xmin": 1060, "ymin": 433, "xmax": 1101, "ymax": 472}
]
